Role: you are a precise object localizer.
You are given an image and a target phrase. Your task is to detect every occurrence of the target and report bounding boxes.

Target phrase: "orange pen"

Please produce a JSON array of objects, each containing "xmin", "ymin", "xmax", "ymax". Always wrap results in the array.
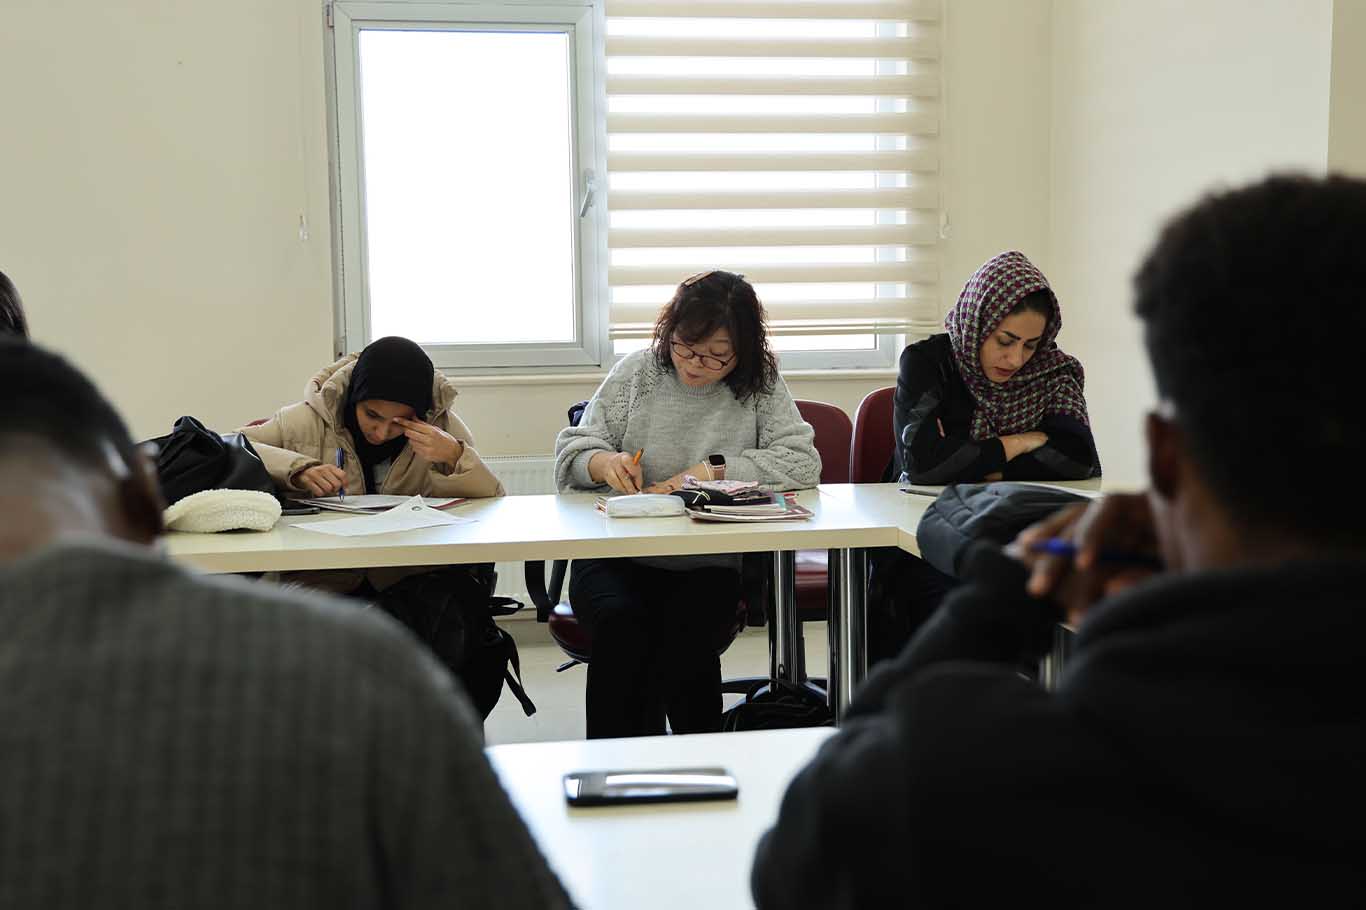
[{"xmin": 631, "ymin": 448, "xmax": 644, "ymax": 465}]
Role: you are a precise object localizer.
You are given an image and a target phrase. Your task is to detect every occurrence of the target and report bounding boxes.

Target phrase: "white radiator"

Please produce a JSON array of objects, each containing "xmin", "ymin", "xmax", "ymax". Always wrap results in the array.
[{"xmin": 485, "ymin": 455, "xmax": 557, "ymax": 614}]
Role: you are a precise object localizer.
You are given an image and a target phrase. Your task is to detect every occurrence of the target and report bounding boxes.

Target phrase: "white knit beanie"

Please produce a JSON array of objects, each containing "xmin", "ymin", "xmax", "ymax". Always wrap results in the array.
[{"xmin": 164, "ymin": 489, "xmax": 282, "ymax": 533}]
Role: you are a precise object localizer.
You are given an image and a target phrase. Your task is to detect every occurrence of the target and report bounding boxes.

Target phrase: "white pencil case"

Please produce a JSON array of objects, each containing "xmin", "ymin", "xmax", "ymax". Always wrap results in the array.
[{"xmin": 603, "ymin": 494, "xmax": 686, "ymax": 518}]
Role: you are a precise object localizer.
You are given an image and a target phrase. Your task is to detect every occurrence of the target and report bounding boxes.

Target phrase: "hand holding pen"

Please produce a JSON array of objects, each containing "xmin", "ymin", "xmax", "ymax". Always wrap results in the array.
[
  {"xmin": 591, "ymin": 448, "xmax": 644, "ymax": 494},
  {"xmin": 1008, "ymin": 492, "xmax": 1163, "ymax": 624},
  {"xmin": 335, "ymin": 447, "xmax": 347, "ymax": 501}
]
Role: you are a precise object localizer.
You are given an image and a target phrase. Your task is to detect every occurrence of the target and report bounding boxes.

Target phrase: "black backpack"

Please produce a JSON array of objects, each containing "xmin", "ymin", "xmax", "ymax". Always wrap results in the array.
[
  {"xmin": 722, "ymin": 680, "xmax": 833, "ymax": 732},
  {"xmin": 375, "ymin": 564, "xmax": 536, "ymax": 720}
]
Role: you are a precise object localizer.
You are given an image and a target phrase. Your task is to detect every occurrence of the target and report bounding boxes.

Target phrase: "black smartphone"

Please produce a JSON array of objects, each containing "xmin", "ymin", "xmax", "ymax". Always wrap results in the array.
[
  {"xmin": 563, "ymin": 767, "xmax": 738, "ymax": 807},
  {"xmin": 280, "ymin": 504, "xmax": 321, "ymax": 516}
]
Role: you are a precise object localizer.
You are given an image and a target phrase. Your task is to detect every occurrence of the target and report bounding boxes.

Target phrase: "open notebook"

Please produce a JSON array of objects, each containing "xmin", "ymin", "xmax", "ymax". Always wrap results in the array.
[{"xmin": 294, "ymin": 494, "xmax": 466, "ymax": 514}]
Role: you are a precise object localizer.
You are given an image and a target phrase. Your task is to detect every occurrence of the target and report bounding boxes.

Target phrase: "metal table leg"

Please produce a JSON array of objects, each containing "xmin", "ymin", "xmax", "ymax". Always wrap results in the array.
[
  {"xmin": 1039, "ymin": 623, "xmax": 1074, "ymax": 691},
  {"xmin": 769, "ymin": 550, "xmax": 804, "ymax": 684},
  {"xmin": 827, "ymin": 547, "xmax": 867, "ymax": 722}
]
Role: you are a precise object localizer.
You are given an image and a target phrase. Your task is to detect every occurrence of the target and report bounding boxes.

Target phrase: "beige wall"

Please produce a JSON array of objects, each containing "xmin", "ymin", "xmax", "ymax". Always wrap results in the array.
[
  {"xmin": 940, "ymin": 0, "xmax": 1054, "ymax": 296},
  {"xmin": 0, "ymin": 0, "xmax": 336, "ymax": 440},
  {"xmin": 1329, "ymin": 0, "xmax": 1366, "ymax": 175},
  {"xmin": 1048, "ymin": 0, "xmax": 1333, "ymax": 487}
]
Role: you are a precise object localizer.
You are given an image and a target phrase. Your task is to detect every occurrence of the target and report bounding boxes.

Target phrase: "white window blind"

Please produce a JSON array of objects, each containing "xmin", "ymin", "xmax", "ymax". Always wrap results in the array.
[{"xmin": 605, "ymin": 0, "xmax": 942, "ymax": 345}]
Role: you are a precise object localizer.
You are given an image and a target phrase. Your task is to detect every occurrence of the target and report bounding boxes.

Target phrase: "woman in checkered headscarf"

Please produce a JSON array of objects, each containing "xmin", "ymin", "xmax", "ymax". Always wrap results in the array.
[
  {"xmin": 892, "ymin": 250, "xmax": 1101, "ymax": 485},
  {"xmin": 867, "ymin": 251, "xmax": 1101, "ymax": 666}
]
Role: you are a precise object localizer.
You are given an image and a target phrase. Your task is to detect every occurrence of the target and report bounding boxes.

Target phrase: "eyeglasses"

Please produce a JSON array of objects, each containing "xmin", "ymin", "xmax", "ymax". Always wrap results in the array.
[{"xmin": 670, "ymin": 339, "xmax": 735, "ymax": 372}]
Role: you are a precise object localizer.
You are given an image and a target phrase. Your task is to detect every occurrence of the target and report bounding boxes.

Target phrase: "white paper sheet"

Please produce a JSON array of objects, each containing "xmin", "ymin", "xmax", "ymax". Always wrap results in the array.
[
  {"xmin": 293, "ymin": 496, "xmax": 474, "ymax": 537},
  {"xmin": 295, "ymin": 494, "xmax": 465, "ymax": 513}
]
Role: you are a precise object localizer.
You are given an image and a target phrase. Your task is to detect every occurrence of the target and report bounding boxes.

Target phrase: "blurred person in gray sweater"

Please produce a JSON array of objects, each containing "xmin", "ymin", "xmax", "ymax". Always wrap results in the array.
[{"xmin": 0, "ymin": 338, "xmax": 572, "ymax": 910}]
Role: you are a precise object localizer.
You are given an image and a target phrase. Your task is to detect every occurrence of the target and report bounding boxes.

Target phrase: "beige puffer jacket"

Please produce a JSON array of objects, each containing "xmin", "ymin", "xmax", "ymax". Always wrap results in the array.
[{"xmin": 241, "ymin": 354, "xmax": 504, "ymax": 592}]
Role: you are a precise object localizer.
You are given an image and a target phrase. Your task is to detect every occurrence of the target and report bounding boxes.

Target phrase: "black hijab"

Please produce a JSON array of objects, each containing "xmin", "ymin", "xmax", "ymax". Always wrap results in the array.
[{"xmin": 342, "ymin": 336, "xmax": 435, "ymax": 493}]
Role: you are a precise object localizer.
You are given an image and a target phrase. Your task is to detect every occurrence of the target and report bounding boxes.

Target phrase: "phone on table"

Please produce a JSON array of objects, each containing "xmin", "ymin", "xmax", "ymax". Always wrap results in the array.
[
  {"xmin": 280, "ymin": 503, "xmax": 321, "ymax": 516},
  {"xmin": 563, "ymin": 767, "xmax": 738, "ymax": 807}
]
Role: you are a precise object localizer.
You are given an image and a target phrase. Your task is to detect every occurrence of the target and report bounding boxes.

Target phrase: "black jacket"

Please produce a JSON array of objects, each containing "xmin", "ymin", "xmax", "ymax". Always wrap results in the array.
[
  {"xmin": 752, "ymin": 545, "xmax": 1366, "ymax": 908},
  {"xmin": 893, "ymin": 334, "xmax": 1101, "ymax": 484}
]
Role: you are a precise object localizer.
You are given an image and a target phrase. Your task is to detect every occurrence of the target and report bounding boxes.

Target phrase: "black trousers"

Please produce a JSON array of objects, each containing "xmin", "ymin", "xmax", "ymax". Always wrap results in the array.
[
  {"xmin": 568, "ymin": 558, "xmax": 741, "ymax": 739},
  {"xmin": 865, "ymin": 547, "xmax": 957, "ymax": 665}
]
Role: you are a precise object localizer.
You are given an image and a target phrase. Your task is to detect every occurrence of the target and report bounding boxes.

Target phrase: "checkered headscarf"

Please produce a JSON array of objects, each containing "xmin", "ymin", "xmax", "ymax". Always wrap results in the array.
[{"xmin": 944, "ymin": 251, "xmax": 1091, "ymax": 440}]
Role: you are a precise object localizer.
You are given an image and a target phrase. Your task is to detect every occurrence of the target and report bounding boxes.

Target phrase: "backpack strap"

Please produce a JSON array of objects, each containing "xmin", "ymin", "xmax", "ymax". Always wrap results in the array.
[
  {"xmin": 501, "ymin": 633, "xmax": 537, "ymax": 716},
  {"xmin": 488, "ymin": 595, "xmax": 524, "ymax": 618}
]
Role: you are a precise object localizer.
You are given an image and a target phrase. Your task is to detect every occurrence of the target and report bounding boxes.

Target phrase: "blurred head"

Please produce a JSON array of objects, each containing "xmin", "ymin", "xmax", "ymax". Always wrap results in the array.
[
  {"xmin": 0, "ymin": 270, "xmax": 28, "ymax": 338},
  {"xmin": 344, "ymin": 337, "xmax": 433, "ymax": 448},
  {"xmin": 1134, "ymin": 173, "xmax": 1366, "ymax": 567},
  {"xmin": 0, "ymin": 339, "xmax": 163, "ymax": 559},
  {"xmin": 651, "ymin": 270, "xmax": 778, "ymax": 400}
]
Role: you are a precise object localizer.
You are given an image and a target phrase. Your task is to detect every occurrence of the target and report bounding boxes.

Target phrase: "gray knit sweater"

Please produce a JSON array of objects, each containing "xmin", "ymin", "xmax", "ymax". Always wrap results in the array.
[
  {"xmin": 555, "ymin": 350, "xmax": 820, "ymax": 493},
  {"xmin": 0, "ymin": 539, "xmax": 572, "ymax": 910},
  {"xmin": 554, "ymin": 351, "xmax": 821, "ymax": 569}
]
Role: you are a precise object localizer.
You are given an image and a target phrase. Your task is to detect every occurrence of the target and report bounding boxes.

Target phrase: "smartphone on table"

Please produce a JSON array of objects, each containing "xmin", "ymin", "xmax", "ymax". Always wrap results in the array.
[{"xmin": 563, "ymin": 767, "xmax": 738, "ymax": 807}]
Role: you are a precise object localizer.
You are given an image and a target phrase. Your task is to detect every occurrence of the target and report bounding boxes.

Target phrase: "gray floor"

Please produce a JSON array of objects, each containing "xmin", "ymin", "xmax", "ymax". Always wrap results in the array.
[{"xmin": 484, "ymin": 618, "xmax": 830, "ymax": 745}]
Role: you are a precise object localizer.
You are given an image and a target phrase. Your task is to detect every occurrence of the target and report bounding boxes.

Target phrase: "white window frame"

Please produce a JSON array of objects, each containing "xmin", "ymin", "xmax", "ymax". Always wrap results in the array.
[{"xmin": 327, "ymin": 0, "xmax": 609, "ymax": 373}]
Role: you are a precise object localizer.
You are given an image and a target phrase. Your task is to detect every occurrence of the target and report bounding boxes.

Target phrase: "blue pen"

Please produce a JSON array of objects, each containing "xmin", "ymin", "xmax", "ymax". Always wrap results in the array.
[
  {"xmin": 335, "ymin": 447, "xmax": 346, "ymax": 501},
  {"xmin": 1029, "ymin": 538, "xmax": 1162, "ymax": 569}
]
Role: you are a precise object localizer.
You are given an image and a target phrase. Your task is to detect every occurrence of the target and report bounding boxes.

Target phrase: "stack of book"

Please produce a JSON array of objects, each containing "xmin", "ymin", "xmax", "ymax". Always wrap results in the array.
[{"xmin": 686, "ymin": 490, "xmax": 814, "ymax": 523}]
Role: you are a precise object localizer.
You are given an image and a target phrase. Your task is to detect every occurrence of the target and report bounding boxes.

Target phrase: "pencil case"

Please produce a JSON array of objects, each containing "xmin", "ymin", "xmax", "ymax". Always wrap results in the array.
[{"xmin": 603, "ymin": 494, "xmax": 687, "ymax": 518}]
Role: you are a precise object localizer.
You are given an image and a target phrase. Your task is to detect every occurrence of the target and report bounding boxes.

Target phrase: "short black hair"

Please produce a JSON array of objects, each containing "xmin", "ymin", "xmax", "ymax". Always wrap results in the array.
[
  {"xmin": 1133, "ymin": 173, "xmax": 1366, "ymax": 539},
  {"xmin": 0, "ymin": 270, "xmax": 27, "ymax": 338},
  {"xmin": 652, "ymin": 270, "xmax": 779, "ymax": 402},
  {"xmin": 0, "ymin": 338, "xmax": 140, "ymax": 475}
]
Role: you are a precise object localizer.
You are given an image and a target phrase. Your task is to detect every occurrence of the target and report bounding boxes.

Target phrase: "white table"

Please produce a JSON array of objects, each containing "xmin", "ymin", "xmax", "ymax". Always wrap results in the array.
[
  {"xmin": 164, "ymin": 487, "xmax": 902, "ymax": 573},
  {"xmin": 487, "ymin": 727, "xmax": 836, "ymax": 910},
  {"xmin": 167, "ymin": 485, "xmax": 923, "ymax": 717},
  {"xmin": 165, "ymin": 481, "xmax": 1100, "ymax": 715}
]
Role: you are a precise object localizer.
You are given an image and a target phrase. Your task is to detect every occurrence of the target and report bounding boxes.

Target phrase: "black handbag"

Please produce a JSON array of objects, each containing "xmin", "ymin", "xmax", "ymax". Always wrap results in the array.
[{"xmin": 145, "ymin": 415, "xmax": 277, "ymax": 506}]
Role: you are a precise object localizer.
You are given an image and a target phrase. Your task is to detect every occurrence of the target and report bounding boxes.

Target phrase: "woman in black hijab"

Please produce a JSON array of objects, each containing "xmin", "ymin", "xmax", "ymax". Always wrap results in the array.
[
  {"xmin": 343, "ymin": 336, "xmax": 438, "ymax": 494},
  {"xmin": 240, "ymin": 336, "xmax": 516, "ymax": 717},
  {"xmin": 242, "ymin": 334, "xmax": 504, "ymax": 542}
]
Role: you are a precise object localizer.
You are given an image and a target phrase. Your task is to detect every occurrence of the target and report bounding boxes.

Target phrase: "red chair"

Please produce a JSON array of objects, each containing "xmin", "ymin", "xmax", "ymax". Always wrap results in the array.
[
  {"xmin": 851, "ymin": 387, "xmax": 896, "ymax": 483},
  {"xmin": 792, "ymin": 400, "xmax": 854, "ymax": 626},
  {"xmin": 784, "ymin": 390, "xmax": 897, "ymax": 685}
]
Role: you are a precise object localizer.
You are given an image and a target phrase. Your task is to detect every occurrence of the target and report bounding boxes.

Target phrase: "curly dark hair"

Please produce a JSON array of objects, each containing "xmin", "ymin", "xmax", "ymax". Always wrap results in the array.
[
  {"xmin": 651, "ymin": 270, "xmax": 779, "ymax": 402},
  {"xmin": 0, "ymin": 270, "xmax": 27, "ymax": 338},
  {"xmin": 1133, "ymin": 173, "xmax": 1366, "ymax": 539}
]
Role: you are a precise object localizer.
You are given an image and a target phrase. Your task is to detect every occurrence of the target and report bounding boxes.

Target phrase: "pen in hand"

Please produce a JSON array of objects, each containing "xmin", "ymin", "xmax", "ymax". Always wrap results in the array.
[
  {"xmin": 335, "ymin": 447, "xmax": 346, "ymax": 502},
  {"xmin": 628, "ymin": 448, "xmax": 644, "ymax": 493},
  {"xmin": 1028, "ymin": 538, "xmax": 1162, "ymax": 570}
]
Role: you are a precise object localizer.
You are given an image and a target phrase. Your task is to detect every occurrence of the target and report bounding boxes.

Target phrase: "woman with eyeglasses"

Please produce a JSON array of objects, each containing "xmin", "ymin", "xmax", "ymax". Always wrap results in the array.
[{"xmin": 555, "ymin": 270, "xmax": 821, "ymax": 738}]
